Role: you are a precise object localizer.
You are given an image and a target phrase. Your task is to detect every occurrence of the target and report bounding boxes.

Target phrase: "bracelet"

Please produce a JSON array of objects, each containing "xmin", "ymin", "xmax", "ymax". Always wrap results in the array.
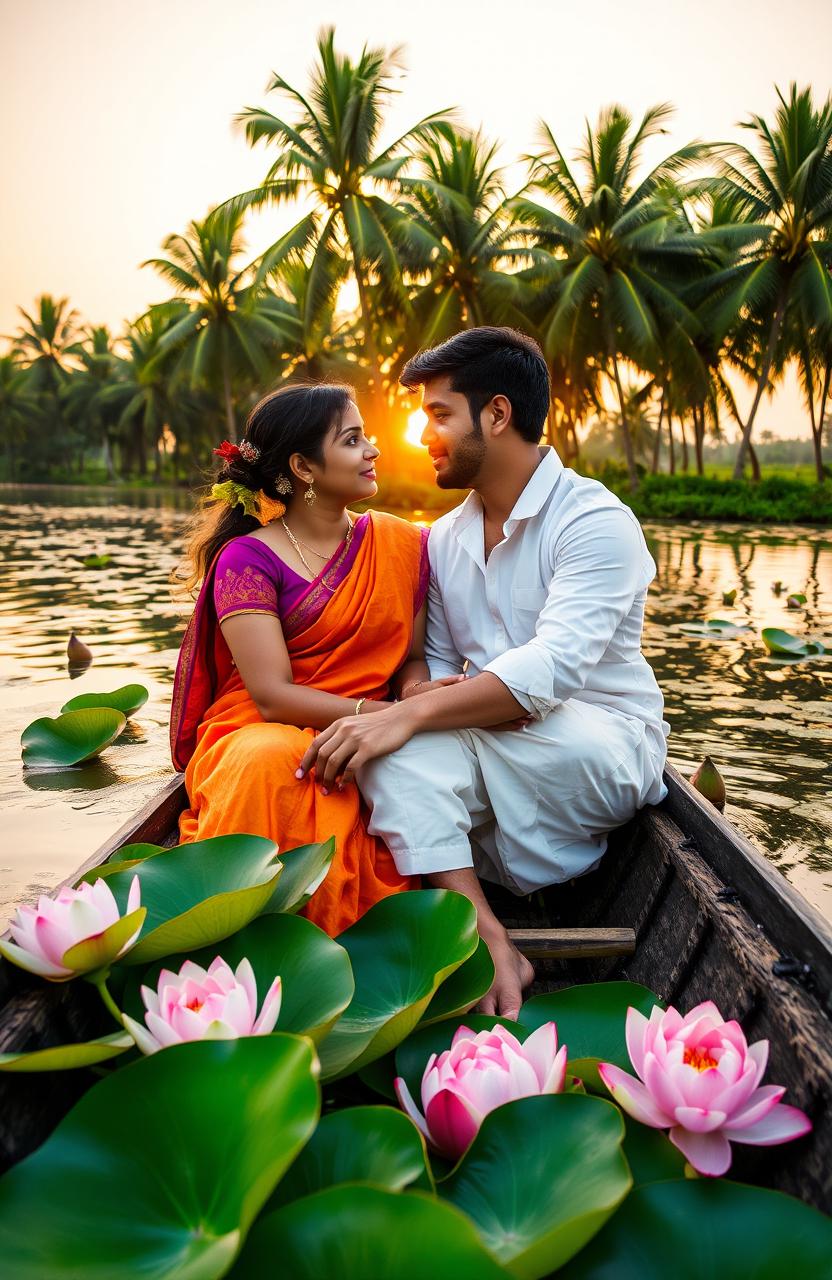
[
  {"xmin": 401, "ymin": 680, "xmax": 428, "ymax": 698},
  {"xmin": 354, "ymin": 697, "xmax": 366, "ymax": 715}
]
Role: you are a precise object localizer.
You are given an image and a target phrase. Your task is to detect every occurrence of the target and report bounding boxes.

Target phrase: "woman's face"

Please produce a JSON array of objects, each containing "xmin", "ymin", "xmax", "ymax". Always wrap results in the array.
[{"xmin": 301, "ymin": 400, "xmax": 380, "ymax": 504}]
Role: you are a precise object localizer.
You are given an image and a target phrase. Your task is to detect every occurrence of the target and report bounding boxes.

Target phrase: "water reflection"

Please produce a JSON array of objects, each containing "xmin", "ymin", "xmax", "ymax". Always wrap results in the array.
[{"xmin": 0, "ymin": 488, "xmax": 830, "ymax": 923}]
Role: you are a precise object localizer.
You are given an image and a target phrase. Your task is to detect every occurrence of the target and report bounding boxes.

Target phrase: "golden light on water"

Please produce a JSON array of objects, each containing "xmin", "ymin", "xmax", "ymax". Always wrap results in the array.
[{"xmin": 405, "ymin": 409, "xmax": 428, "ymax": 447}]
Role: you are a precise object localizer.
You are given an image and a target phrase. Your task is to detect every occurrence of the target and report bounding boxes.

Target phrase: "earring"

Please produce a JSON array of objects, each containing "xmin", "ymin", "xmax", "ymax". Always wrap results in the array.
[
  {"xmin": 304, "ymin": 481, "xmax": 316, "ymax": 507},
  {"xmin": 275, "ymin": 474, "xmax": 293, "ymax": 496}
]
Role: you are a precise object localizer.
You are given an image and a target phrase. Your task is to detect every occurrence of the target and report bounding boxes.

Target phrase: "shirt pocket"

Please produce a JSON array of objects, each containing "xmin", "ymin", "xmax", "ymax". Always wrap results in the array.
[{"xmin": 510, "ymin": 585, "xmax": 548, "ymax": 620}]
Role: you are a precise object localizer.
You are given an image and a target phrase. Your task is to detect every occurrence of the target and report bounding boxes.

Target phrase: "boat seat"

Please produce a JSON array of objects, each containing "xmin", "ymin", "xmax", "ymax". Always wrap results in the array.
[{"xmin": 507, "ymin": 928, "xmax": 636, "ymax": 959}]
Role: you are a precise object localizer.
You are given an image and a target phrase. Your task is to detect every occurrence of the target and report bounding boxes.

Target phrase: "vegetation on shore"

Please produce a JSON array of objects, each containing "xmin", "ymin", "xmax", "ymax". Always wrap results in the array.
[{"xmin": 2, "ymin": 30, "xmax": 832, "ymax": 492}]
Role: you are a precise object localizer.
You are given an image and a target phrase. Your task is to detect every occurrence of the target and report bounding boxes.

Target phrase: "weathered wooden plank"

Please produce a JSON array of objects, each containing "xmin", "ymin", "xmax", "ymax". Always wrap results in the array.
[
  {"xmin": 508, "ymin": 928, "xmax": 636, "ymax": 959},
  {"xmin": 663, "ymin": 765, "xmax": 832, "ymax": 1013}
]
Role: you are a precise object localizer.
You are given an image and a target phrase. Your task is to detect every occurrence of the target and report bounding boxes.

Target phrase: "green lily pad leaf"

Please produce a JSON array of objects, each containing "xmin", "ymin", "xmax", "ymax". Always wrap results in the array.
[
  {"xmin": 395, "ymin": 1014, "xmax": 527, "ymax": 1105},
  {"xmin": 105, "ymin": 842, "xmax": 167, "ymax": 866},
  {"xmin": 269, "ymin": 1105, "xmax": 432, "ymax": 1210},
  {"xmin": 77, "ymin": 553, "xmax": 112, "ymax": 569},
  {"xmin": 93, "ymin": 834, "xmax": 283, "ymax": 965},
  {"xmin": 21, "ymin": 709, "xmax": 126, "ymax": 767},
  {"xmin": 559, "ymin": 1179, "xmax": 832, "ymax": 1278},
  {"xmin": 229, "ymin": 1186, "xmax": 508, "ymax": 1280},
  {"xmin": 0, "ymin": 1036, "xmax": 320, "ymax": 1279},
  {"xmin": 678, "ymin": 618, "xmax": 749, "ymax": 637},
  {"xmin": 62, "ymin": 906, "xmax": 146, "ymax": 972},
  {"xmin": 519, "ymin": 981, "xmax": 662, "ymax": 1091},
  {"xmin": 621, "ymin": 1115, "xmax": 686, "ymax": 1187},
  {"xmin": 440, "ymin": 1094, "xmax": 631, "ymax": 1278},
  {"xmin": 357, "ymin": 1052, "xmax": 398, "ymax": 1101},
  {"xmin": 317, "ymin": 889, "xmax": 479, "ymax": 1081},
  {"xmin": 125, "ymin": 912, "xmax": 353, "ymax": 1044},
  {"xmin": 61, "ymin": 684, "xmax": 149, "ymax": 718},
  {"xmin": 762, "ymin": 627, "xmax": 825, "ymax": 656},
  {"xmin": 262, "ymin": 838, "xmax": 335, "ymax": 914},
  {"xmin": 0, "ymin": 1032, "xmax": 133, "ymax": 1073},
  {"xmin": 419, "ymin": 937, "xmax": 495, "ymax": 1026},
  {"xmin": 786, "ymin": 593, "xmax": 807, "ymax": 608}
]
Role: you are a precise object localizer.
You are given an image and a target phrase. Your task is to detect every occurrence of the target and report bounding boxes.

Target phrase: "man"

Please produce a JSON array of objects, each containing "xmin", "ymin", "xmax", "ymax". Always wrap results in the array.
[{"xmin": 299, "ymin": 327, "xmax": 668, "ymax": 1018}]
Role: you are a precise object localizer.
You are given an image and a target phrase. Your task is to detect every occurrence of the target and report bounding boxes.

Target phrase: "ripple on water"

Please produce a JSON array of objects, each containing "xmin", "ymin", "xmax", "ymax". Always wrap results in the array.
[{"xmin": 0, "ymin": 494, "xmax": 830, "ymax": 924}]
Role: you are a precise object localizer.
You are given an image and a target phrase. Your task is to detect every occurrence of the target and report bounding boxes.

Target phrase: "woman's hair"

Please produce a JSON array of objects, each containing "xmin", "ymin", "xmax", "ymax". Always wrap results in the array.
[{"xmin": 177, "ymin": 382, "xmax": 354, "ymax": 593}]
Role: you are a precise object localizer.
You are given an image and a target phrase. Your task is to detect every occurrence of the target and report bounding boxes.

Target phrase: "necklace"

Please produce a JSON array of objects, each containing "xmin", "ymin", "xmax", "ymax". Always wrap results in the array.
[{"xmin": 280, "ymin": 515, "xmax": 353, "ymax": 581}]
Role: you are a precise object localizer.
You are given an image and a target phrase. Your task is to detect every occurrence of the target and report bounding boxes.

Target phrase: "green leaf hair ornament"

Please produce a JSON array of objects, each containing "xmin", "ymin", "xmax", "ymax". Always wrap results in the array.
[{"xmin": 211, "ymin": 480, "xmax": 260, "ymax": 519}]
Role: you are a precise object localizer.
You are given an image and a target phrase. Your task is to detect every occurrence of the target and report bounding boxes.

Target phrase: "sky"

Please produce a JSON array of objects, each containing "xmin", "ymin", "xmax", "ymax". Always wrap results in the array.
[{"xmin": 4, "ymin": 0, "xmax": 832, "ymax": 438}]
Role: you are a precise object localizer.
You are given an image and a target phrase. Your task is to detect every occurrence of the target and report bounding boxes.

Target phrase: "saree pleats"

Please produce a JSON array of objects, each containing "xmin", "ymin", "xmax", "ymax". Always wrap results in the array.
[{"xmin": 175, "ymin": 513, "xmax": 428, "ymax": 937}]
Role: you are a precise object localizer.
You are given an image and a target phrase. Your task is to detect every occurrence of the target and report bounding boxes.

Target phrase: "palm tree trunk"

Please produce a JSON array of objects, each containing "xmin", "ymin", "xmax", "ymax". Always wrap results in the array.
[
  {"xmin": 668, "ymin": 414, "xmax": 676, "ymax": 475},
  {"xmin": 679, "ymin": 416, "xmax": 689, "ymax": 472},
  {"xmin": 694, "ymin": 407, "xmax": 704, "ymax": 476},
  {"xmin": 610, "ymin": 354, "xmax": 639, "ymax": 492},
  {"xmin": 102, "ymin": 434, "xmax": 116, "ymax": 483},
  {"xmin": 812, "ymin": 358, "xmax": 831, "ymax": 484},
  {"xmin": 351, "ymin": 252, "xmax": 389, "ymax": 449},
  {"xmin": 221, "ymin": 350, "xmax": 237, "ymax": 444},
  {"xmin": 651, "ymin": 389, "xmax": 664, "ymax": 473},
  {"xmin": 732, "ymin": 291, "xmax": 787, "ymax": 481},
  {"xmin": 747, "ymin": 439, "xmax": 761, "ymax": 482}
]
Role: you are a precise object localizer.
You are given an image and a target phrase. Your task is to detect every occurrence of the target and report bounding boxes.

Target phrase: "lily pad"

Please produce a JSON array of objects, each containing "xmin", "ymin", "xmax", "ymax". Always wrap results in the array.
[
  {"xmin": 419, "ymin": 937, "xmax": 495, "ymax": 1025},
  {"xmin": 269, "ymin": 1105, "xmax": 432, "ymax": 1209},
  {"xmin": 519, "ymin": 981, "xmax": 662, "ymax": 1091},
  {"xmin": 262, "ymin": 838, "xmax": 335, "ymax": 914},
  {"xmin": 439, "ymin": 1094, "xmax": 631, "ymax": 1278},
  {"xmin": 61, "ymin": 684, "xmax": 149, "ymax": 718},
  {"xmin": 76, "ymin": 554, "xmax": 112, "ymax": 569},
  {"xmin": 0, "ymin": 1036, "xmax": 320, "ymax": 1279},
  {"xmin": 21, "ymin": 709, "xmax": 126, "ymax": 767},
  {"xmin": 90, "ymin": 833, "xmax": 284, "ymax": 965},
  {"xmin": 678, "ymin": 618, "xmax": 749, "ymax": 637},
  {"xmin": 560, "ymin": 1179, "xmax": 832, "ymax": 1278},
  {"xmin": 229, "ymin": 1186, "xmax": 507, "ymax": 1280},
  {"xmin": 0, "ymin": 1032, "xmax": 134, "ymax": 1074},
  {"xmin": 620, "ymin": 1115, "xmax": 686, "ymax": 1187},
  {"xmin": 317, "ymin": 889, "xmax": 479, "ymax": 1080},
  {"xmin": 125, "ymin": 911, "xmax": 354, "ymax": 1044},
  {"xmin": 786, "ymin": 593, "xmax": 807, "ymax": 608},
  {"xmin": 761, "ymin": 627, "xmax": 825, "ymax": 657}
]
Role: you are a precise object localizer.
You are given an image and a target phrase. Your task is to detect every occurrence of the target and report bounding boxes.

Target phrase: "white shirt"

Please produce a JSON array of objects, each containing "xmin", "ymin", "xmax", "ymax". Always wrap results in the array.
[{"xmin": 425, "ymin": 447, "xmax": 669, "ymax": 765}]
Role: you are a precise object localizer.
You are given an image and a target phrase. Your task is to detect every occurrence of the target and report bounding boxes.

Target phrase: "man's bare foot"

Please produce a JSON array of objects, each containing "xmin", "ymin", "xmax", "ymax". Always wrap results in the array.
[{"xmin": 477, "ymin": 927, "xmax": 535, "ymax": 1020}]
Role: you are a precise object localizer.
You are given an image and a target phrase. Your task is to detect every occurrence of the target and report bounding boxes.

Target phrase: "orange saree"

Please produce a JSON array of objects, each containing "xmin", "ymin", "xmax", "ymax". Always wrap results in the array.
[{"xmin": 170, "ymin": 511, "xmax": 429, "ymax": 936}]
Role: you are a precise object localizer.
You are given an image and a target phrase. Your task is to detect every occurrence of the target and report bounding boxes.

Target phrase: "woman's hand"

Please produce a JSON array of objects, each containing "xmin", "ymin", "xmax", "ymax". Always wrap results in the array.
[
  {"xmin": 296, "ymin": 706, "xmax": 416, "ymax": 790},
  {"xmin": 400, "ymin": 674, "xmax": 466, "ymax": 698}
]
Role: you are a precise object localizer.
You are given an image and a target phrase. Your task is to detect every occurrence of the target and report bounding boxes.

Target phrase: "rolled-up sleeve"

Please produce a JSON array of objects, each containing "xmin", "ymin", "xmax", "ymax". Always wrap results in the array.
[
  {"xmin": 484, "ymin": 508, "xmax": 647, "ymax": 718},
  {"xmin": 425, "ymin": 569, "xmax": 466, "ymax": 679}
]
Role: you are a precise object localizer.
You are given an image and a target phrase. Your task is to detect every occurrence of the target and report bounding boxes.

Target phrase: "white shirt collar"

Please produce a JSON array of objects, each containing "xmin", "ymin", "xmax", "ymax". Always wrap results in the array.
[{"xmin": 450, "ymin": 446, "xmax": 564, "ymax": 533}]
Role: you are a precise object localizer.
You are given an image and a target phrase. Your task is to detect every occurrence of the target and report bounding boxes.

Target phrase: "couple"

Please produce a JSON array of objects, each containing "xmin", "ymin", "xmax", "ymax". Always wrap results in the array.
[{"xmin": 170, "ymin": 327, "xmax": 668, "ymax": 1018}]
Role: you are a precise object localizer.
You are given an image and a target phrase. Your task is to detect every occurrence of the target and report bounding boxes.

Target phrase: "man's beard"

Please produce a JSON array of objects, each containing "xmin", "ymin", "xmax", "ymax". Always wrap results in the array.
[{"xmin": 436, "ymin": 426, "xmax": 486, "ymax": 489}]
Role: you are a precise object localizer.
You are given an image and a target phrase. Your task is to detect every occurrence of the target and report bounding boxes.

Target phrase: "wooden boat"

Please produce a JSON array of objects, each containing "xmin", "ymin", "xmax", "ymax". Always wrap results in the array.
[{"xmin": 1, "ymin": 764, "xmax": 830, "ymax": 1213}]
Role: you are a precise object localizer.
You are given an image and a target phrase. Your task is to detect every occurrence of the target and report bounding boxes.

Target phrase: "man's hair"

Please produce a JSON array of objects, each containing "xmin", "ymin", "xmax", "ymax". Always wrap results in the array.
[{"xmin": 400, "ymin": 327, "xmax": 550, "ymax": 444}]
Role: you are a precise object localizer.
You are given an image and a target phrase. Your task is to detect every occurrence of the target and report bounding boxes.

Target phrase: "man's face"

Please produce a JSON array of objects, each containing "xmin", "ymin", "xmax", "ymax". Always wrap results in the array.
[{"xmin": 419, "ymin": 376, "xmax": 487, "ymax": 489}]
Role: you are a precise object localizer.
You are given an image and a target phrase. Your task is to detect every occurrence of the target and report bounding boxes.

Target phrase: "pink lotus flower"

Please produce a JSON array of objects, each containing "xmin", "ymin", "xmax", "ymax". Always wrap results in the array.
[
  {"xmin": 598, "ymin": 1001, "xmax": 812, "ymax": 1176},
  {"xmin": 395, "ymin": 1022, "xmax": 568, "ymax": 1161},
  {"xmin": 0, "ymin": 876, "xmax": 144, "ymax": 980},
  {"xmin": 123, "ymin": 956, "xmax": 282, "ymax": 1054}
]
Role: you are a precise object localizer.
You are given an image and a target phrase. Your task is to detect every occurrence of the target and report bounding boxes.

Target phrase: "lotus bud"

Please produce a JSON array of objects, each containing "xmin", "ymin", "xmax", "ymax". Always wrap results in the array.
[
  {"xmin": 599, "ymin": 1001, "xmax": 811, "ymax": 1177},
  {"xmin": 67, "ymin": 632, "xmax": 93, "ymax": 666},
  {"xmin": 690, "ymin": 757, "xmax": 726, "ymax": 811},
  {"xmin": 786, "ymin": 594, "xmax": 806, "ymax": 610},
  {"xmin": 721, "ymin": 589, "xmax": 737, "ymax": 606},
  {"xmin": 0, "ymin": 876, "xmax": 145, "ymax": 980},
  {"xmin": 395, "ymin": 1022, "xmax": 567, "ymax": 1161}
]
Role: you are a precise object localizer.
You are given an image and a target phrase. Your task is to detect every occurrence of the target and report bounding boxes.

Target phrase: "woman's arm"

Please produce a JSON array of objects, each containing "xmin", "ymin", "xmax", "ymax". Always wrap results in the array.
[
  {"xmin": 392, "ymin": 602, "xmax": 465, "ymax": 700},
  {"xmin": 220, "ymin": 612, "xmax": 393, "ymax": 729}
]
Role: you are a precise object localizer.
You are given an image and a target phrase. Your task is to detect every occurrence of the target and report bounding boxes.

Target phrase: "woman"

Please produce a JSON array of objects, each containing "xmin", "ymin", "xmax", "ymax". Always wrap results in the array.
[{"xmin": 170, "ymin": 383, "xmax": 450, "ymax": 936}]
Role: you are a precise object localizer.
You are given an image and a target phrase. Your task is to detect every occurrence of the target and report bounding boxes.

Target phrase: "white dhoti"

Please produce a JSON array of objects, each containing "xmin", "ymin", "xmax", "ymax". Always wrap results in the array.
[{"xmin": 358, "ymin": 701, "xmax": 666, "ymax": 895}]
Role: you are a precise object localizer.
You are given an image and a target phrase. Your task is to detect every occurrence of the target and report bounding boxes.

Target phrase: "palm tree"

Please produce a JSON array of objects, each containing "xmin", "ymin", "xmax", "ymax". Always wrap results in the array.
[
  {"xmin": 143, "ymin": 204, "xmax": 302, "ymax": 441},
  {"xmin": 228, "ymin": 27, "xmax": 455, "ymax": 443},
  {"xmin": 0, "ymin": 355, "xmax": 40, "ymax": 480},
  {"xmin": 705, "ymin": 84, "xmax": 832, "ymax": 479},
  {"xmin": 11, "ymin": 295, "xmax": 80, "ymax": 394},
  {"xmin": 62, "ymin": 326, "xmax": 124, "ymax": 479},
  {"xmin": 393, "ymin": 129, "xmax": 531, "ymax": 345},
  {"xmin": 516, "ymin": 103, "xmax": 711, "ymax": 490}
]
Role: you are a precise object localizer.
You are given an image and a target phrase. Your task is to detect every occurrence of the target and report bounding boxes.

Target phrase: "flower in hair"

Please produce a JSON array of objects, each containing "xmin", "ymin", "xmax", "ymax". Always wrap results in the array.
[
  {"xmin": 238, "ymin": 439, "xmax": 261, "ymax": 463},
  {"xmin": 210, "ymin": 481, "xmax": 260, "ymax": 518},
  {"xmin": 213, "ymin": 441, "xmax": 241, "ymax": 463}
]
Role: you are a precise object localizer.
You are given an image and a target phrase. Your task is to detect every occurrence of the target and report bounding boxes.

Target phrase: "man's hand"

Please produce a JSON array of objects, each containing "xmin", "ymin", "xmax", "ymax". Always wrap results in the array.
[
  {"xmin": 296, "ymin": 705, "xmax": 416, "ymax": 790},
  {"xmin": 477, "ymin": 926, "xmax": 536, "ymax": 1020},
  {"xmin": 401, "ymin": 674, "xmax": 466, "ymax": 698}
]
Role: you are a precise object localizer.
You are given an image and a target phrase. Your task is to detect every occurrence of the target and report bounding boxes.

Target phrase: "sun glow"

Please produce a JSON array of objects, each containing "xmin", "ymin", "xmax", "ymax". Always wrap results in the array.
[{"xmin": 405, "ymin": 410, "xmax": 428, "ymax": 447}]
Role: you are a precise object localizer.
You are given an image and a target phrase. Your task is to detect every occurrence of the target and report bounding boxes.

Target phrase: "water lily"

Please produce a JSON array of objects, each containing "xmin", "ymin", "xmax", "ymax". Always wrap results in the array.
[
  {"xmin": 123, "ymin": 956, "xmax": 282, "ymax": 1054},
  {"xmin": 598, "ymin": 1001, "xmax": 811, "ymax": 1176},
  {"xmin": 395, "ymin": 1022, "xmax": 567, "ymax": 1161},
  {"xmin": 0, "ymin": 877, "xmax": 144, "ymax": 980}
]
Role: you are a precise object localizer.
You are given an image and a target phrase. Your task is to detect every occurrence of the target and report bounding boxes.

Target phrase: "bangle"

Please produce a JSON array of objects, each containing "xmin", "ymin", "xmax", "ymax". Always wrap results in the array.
[{"xmin": 354, "ymin": 697, "xmax": 366, "ymax": 715}]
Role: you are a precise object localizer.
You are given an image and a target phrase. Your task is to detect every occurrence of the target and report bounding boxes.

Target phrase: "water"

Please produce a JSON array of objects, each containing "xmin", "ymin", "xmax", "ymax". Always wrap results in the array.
[{"xmin": 1, "ymin": 486, "xmax": 830, "ymax": 924}]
